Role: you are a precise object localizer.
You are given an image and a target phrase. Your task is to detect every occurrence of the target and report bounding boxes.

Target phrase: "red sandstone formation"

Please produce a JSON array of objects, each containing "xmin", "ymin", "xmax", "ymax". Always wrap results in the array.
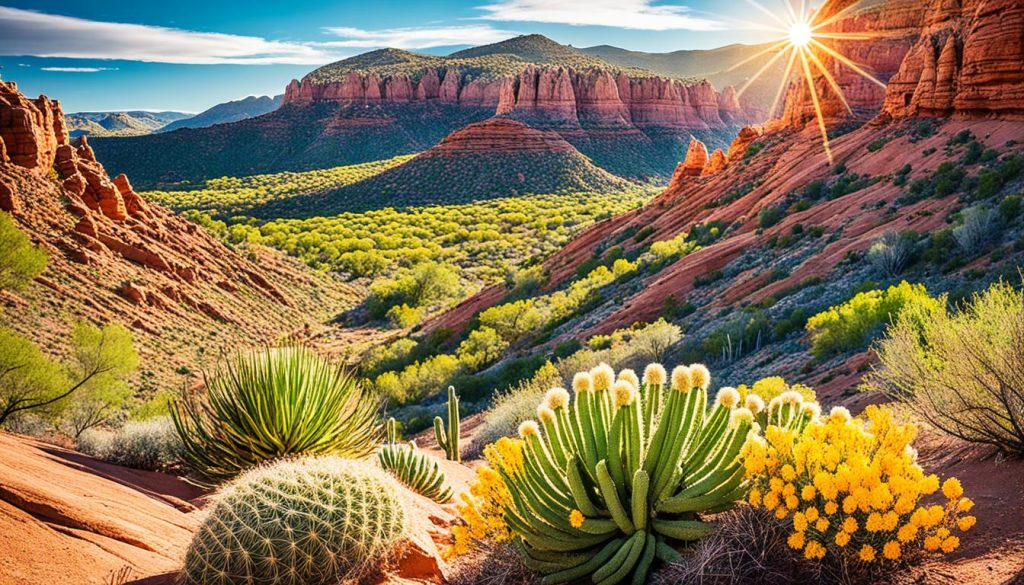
[
  {"xmin": 0, "ymin": 80, "xmax": 359, "ymax": 386},
  {"xmin": 284, "ymin": 65, "xmax": 756, "ymax": 130},
  {"xmin": 425, "ymin": 118, "xmax": 576, "ymax": 155}
]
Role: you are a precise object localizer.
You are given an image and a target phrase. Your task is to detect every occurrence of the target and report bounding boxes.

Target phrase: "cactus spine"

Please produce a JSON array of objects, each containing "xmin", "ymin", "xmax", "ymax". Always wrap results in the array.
[
  {"xmin": 434, "ymin": 386, "xmax": 461, "ymax": 462},
  {"xmin": 181, "ymin": 456, "xmax": 405, "ymax": 585},
  {"xmin": 379, "ymin": 417, "xmax": 453, "ymax": 503},
  {"xmin": 488, "ymin": 363, "xmax": 803, "ymax": 585}
]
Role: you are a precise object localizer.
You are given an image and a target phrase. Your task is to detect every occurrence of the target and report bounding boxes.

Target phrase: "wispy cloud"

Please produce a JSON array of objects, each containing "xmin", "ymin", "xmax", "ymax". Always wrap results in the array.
[
  {"xmin": 40, "ymin": 66, "xmax": 118, "ymax": 73},
  {"xmin": 322, "ymin": 25, "xmax": 518, "ymax": 49},
  {"xmin": 475, "ymin": 0, "xmax": 723, "ymax": 31},
  {"xmin": 0, "ymin": 6, "xmax": 343, "ymax": 65}
]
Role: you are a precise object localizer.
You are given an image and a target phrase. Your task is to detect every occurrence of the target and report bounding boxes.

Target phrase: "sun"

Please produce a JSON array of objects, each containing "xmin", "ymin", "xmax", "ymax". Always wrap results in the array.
[
  {"xmin": 731, "ymin": 0, "xmax": 889, "ymax": 163},
  {"xmin": 789, "ymin": 21, "xmax": 813, "ymax": 47}
]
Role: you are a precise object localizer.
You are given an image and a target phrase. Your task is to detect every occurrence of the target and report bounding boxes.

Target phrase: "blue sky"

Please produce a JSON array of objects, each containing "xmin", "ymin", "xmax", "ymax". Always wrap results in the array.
[{"xmin": 0, "ymin": 1, "xmax": 795, "ymax": 112}]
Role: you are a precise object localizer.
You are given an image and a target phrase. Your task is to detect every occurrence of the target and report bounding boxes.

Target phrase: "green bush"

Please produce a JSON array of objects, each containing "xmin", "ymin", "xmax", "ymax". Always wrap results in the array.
[
  {"xmin": 182, "ymin": 457, "xmax": 405, "ymax": 585},
  {"xmin": 373, "ymin": 353, "xmax": 462, "ymax": 404},
  {"xmin": 805, "ymin": 281, "xmax": 942, "ymax": 358},
  {"xmin": 869, "ymin": 281, "xmax": 1024, "ymax": 454},
  {"xmin": 172, "ymin": 348, "xmax": 380, "ymax": 483},
  {"xmin": 0, "ymin": 212, "xmax": 47, "ymax": 291},
  {"xmin": 77, "ymin": 416, "xmax": 183, "ymax": 471},
  {"xmin": 469, "ymin": 362, "xmax": 562, "ymax": 455}
]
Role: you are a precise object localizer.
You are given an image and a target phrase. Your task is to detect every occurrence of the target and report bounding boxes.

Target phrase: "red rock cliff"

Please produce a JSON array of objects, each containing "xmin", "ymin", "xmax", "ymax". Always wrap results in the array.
[{"xmin": 283, "ymin": 66, "xmax": 757, "ymax": 130}]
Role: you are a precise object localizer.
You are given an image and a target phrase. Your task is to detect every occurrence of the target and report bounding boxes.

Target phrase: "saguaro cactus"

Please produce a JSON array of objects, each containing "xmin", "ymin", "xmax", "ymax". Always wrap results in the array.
[
  {"xmin": 488, "ymin": 362, "xmax": 789, "ymax": 585},
  {"xmin": 434, "ymin": 386, "xmax": 461, "ymax": 462}
]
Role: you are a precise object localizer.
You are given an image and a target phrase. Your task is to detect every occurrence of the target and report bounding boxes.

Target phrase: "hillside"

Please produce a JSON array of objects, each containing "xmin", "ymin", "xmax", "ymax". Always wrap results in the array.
[
  {"xmin": 89, "ymin": 35, "xmax": 761, "ymax": 188},
  {"xmin": 250, "ymin": 118, "xmax": 631, "ymax": 217},
  {"xmin": 422, "ymin": 0, "xmax": 1024, "ymax": 402},
  {"xmin": 66, "ymin": 110, "xmax": 191, "ymax": 137},
  {"xmin": 159, "ymin": 94, "xmax": 283, "ymax": 132},
  {"xmin": 0, "ymin": 80, "xmax": 361, "ymax": 390}
]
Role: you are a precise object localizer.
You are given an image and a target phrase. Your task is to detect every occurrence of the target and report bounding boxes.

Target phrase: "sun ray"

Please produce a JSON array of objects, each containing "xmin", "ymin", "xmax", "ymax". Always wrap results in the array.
[
  {"xmin": 811, "ymin": 39, "xmax": 887, "ymax": 89},
  {"xmin": 797, "ymin": 47, "xmax": 834, "ymax": 162},
  {"xmin": 737, "ymin": 46, "xmax": 791, "ymax": 98},
  {"xmin": 805, "ymin": 43, "xmax": 853, "ymax": 114},
  {"xmin": 742, "ymin": 0, "xmax": 794, "ymax": 30},
  {"xmin": 769, "ymin": 47, "xmax": 800, "ymax": 119},
  {"xmin": 728, "ymin": 39, "xmax": 789, "ymax": 73},
  {"xmin": 810, "ymin": 0, "xmax": 871, "ymax": 30}
]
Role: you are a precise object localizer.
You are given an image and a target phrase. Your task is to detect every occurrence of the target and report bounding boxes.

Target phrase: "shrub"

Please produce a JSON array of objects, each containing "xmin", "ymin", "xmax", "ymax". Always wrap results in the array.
[
  {"xmin": 469, "ymin": 362, "xmax": 561, "ymax": 456},
  {"xmin": 868, "ymin": 281, "xmax": 1024, "ymax": 453},
  {"xmin": 0, "ymin": 211, "xmax": 47, "ymax": 291},
  {"xmin": 374, "ymin": 353, "xmax": 462, "ymax": 404},
  {"xmin": 759, "ymin": 206, "xmax": 784, "ymax": 229},
  {"xmin": 0, "ymin": 323, "xmax": 137, "ymax": 426},
  {"xmin": 386, "ymin": 303, "xmax": 423, "ymax": 328},
  {"xmin": 805, "ymin": 282, "xmax": 942, "ymax": 358},
  {"xmin": 745, "ymin": 405, "xmax": 975, "ymax": 575},
  {"xmin": 452, "ymin": 362, "xmax": 782, "ymax": 583},
  {"xmin": 456, "ymin": 326, "xmax": 508, "ymax": 370},
  {"xmin": 867, "ymin": 230, "xmax": 915, "ymax": 277},
  {"xmin": 999, "ymin": 194, "xmax": 1022, "ymax": 221},
  {"xmin": 172, "ymin": 347, "xmax": 380, "ymax": 483},
  {"xmin": 181, "ymin": 457, "xmax": 405, "ymax": 585},
  {"xmin": 77, "ymin": 417, "xmax": 183, "ymax": 471},
  {"xmin": 952, "ymin": 205, "xmax": 998, "ymax": 255}
]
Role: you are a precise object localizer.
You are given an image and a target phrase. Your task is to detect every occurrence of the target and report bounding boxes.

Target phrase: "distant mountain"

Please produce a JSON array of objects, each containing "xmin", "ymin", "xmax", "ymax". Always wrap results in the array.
[
  {"xmin": 91, "ymin": 35, "xmax": 764, "ymax": 187},
  {"xmin": 159, "ymin": 95, "xmax": 283, "ymax": 132},
  {"xmin": 65, "ymin": 110, "xmax": 191, "ymax": 137},
  {"xmin": 582, "ymin": 43, "xmax": 784, "ymax": 114}
]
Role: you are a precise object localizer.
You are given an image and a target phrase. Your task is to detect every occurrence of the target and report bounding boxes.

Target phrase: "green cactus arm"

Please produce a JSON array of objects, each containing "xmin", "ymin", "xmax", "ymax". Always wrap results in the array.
[
  {"xmin": 503, "ymin": 485, "xmax": 583, "ymax": 540},
  {"xmin": 651, "ymin": 388, "xmax": 705, "ymax": 499},
  {"xmin": 555, "ymin": 406, "xmax": 583, "ymax": 458},
  {"xmin": 588, "ymin": 389, "xmax": 611, "ymax": 465},
  {"xmin": 575, "ymin": 517, "xmax": 621, "ymax": 536},
  {"xmin": 623, "ymin": 403, "xmax": 643, "ymax": 486},
  {"xmin": 656, "ymin": 466, "xmax": 746, "ymax": 514},
  {"xmin": 516, "ymin": 540, "xmax": 593, "ymax": 573},
  {"xmin": 651, "ymin": 518, "xmax": 716, "ymax": 541},
  {"xmin": 606, "ymin": 407, "xmax": 628, "ymax": 492},
  {"xmin": 630, "ymin": 532, "xmax": 657, "ymax": 585},
  {"xmin": 510, "ymin": 469, "xmax": 579, "ymax": 533},
  {"xmin": 433, "ymin": 416, "xmax": 448, "ymax": 452},
  {"xmin": 448, "ymin": 387, "xmax": 461, "ymax": 462},
  {"xmin": 541, "ymin": 538, "xmax": 626, "ymax": 585},
  {"xmin": 630, "ymin": 469, "xmax": 650, "ymax": 531},
  {"xmin": 574, "ymin": 390, "xmax": 600, "ymax": 473},
  {"xmin": 596, "ymin": 459, "xmax": 635, "ymax": 535},
  {"xmin": 566, "ymin": 455, "xmax": 602, "ymax": 517},
  {"xmin": 682, "ymin": 405, "xmax": 730, "ymax": 473},
  {"xmin": 539, "ymin": 417, "xmax": 570, "ymax": 472},
  {"xmin": 640, "ymin": 385, "xmax": 680, "ymax": 480},
  {"xmin": 525, "ymin": 432, "xmax": 571, "ymax": 495},
  {"xmin": 680, "ymin": 420, "xmax": 751, "ymax": 492},
  {"xmin": 593, "ymin": 530, "xmax": 646, "ymax": 585},
  {"xmin": 653, "ymin": 535, "xmax": 681, "ymax": 562}
]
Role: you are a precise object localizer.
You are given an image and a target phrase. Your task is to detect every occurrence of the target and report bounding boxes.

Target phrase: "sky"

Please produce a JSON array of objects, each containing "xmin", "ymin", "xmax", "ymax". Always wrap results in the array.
[{"xmin": 0, "ymin": 0, "xmax": 797, "ymax": 112}]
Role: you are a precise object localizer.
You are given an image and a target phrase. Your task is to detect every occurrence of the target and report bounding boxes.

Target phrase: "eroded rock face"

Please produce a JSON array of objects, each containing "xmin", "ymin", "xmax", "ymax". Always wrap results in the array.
[
  {"xmin": 883, "ymin": 0, "xmax": 1024, "ymax": 118},
  {"xmin": 425, "ymin": 118, "xmax": 575, "ymax": 155},
  {"xmin": 0, "ymin": 81, "xmax": 66, "ymax": 171},
  {"xmin": 282, "ymin": 66, "xmax": 758, "ymax": 130}
]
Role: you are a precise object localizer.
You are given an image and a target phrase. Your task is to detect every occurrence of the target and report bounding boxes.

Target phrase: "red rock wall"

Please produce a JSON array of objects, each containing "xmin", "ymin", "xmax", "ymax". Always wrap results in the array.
[
  {"xmin": 283, "ymin": 66, "xmax": 757, "ymax": 130},
  {"xmin": 425, "ymin": 118, "xmax": 575, "ymax": 155},
  {"xmin": 0, "ymin": 81, "xmax": 66, "ymax": 171}
]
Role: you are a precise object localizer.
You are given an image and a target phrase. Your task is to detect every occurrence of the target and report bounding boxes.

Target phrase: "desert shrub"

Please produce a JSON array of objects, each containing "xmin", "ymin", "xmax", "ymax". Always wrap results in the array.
[
  {"xmin": 999, "ymin": 194, "xmax": 1022, "ymax": 221},
  {"xmin": 173, "ymin": 347, "xmax": 380, "ymax": 483},
  {"xmin": 759, "ymin": 206, "xmax": 784, "ymax": 229},
  {"xmin": 361, "ymin": 338, "xmax": 421, "ymax": 378},
  {"xmin": 78, "ymin": 417, "xmax": 183, "ymax": 471},
  {"xmin": 693, "ymin": 269, "xmax": 724, "ymax": 288},
  {"xmin": 745, "ymin": 405, "xmax": 975, "ymax": 577},
  {"xmin": 367, "ymin": 262, "xmax": 461, "ymax": 319},
  {"xmin": 478, "ymin": 299, "xmax": 546, "ymax": 347},
  {"xmin": 374, "ymin": 353, "xmax": 462, "ymax": 404},
  {"xmin": 386, "ymin": 303, "xmax": 423, "ymax": 328},
  {"xmin": 868, "ymin": 281, "xmax": 1024, "ymax": 453},
  {"xmin": 867, "ymin": 230, "xmax": 916, "ymax": 277},
  {"xmin": 451, "ymin": 362, "xmax": 795, "ymax": 582},
  {"xmin": 0, "ymin": 211, "xmax": 47, "ymax": 291},
  {"xmin": 468, "ymin": 362, "xmax": 561, "ymax": 456},
  {"xmin": 456, "ymin": 326, "xmax": 509, "ymax": 370},
  {"xmin": 0, "ymin": 323, "xmax": 137, "ymax": 427},
  {"xmin": 181, "ymin": 457, "xmax": 405, "ymax": 585},
  {"xmin": 737, "ymin": 377, "xmax": 816, "ymax": 407},
  {"xmin": 952, "ymin": 205, "xmax": 998, "ymax": 255},
  {"xmin": 129, "ymin": 388, "xmax": 177, "ymax": 420},
  {"xmin": 805, "ymin": 282, "xmax": 942, "ymax": 358}
]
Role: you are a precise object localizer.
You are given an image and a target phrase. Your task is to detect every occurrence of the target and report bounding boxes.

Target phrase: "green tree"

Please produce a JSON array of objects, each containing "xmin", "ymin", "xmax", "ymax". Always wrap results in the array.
[
  {"xmin": 0, "ymin": 212, "xmax": 47, "ymax": 291},
  {"xmin": 0, "ymin": 323, "xmax": 137, "ymax": 426},
  {"xmin": 456, "ymin": 326, "xmax": 509, "ymax": 370},
  {"xmin": 478, "ymin": 299, "xmax": 545, "ymax": 345}
]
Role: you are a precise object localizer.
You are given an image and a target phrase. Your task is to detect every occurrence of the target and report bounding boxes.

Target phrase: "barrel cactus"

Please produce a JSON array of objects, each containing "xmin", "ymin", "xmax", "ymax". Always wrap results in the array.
[
  {"xmin": 493, "ymin": 362, "xmax": 761, "ymax": 584},
  {"xmin": 181, "ymin": 456, "xmax": 405, "ymax": 585},
  {"xmin": 379, "ymin": 418, "xmax": 453, "ymax": 503}
]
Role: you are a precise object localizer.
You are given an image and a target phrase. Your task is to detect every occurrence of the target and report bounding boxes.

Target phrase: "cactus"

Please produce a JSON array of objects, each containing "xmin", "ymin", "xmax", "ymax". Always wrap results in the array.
[
  {"xmin": 181, "ymin": 456, "xmax": 405, "ymax": 585},
  {"xmin": 434, "ymin": 386, "xmax": 461, "ymax": 462},
  {"xmin": 379, "ymin": 418, "xmax": 453, "ymax": 503},
  {"xmin": 491, "ymin": 362, "xmax": 779, "ymax": 585}
]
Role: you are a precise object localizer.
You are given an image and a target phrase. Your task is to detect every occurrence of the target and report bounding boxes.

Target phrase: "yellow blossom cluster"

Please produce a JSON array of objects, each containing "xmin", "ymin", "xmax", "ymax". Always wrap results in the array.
[
  {"xmin": 447, "ymin": 437, "xmax": 523, "ymax": 557},
  {"xmin": 737, "ymin": 376, "xmax": 817, "ymax": 404},
  {"xmin": 744, "ymin": 404, "xmax": 975, "ymax": 564}
]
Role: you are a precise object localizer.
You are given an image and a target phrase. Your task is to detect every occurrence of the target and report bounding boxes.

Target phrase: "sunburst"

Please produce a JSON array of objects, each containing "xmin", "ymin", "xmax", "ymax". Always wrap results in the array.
[{"xmin": 731, "ymin": 0, "xmax": 887, "ymax": 163}]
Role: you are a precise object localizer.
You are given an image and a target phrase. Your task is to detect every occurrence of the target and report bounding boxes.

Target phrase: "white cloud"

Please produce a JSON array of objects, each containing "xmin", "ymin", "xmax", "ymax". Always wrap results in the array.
[
  {"xmin": 475, "ymin": 0, "xmax": 723, "ymax": 31},
  {"xmin": 40, "ymin": 66, "xmax": 118, "ymax": 73},
  {"xmin": 322, "ymin": 25, "xmax": 518, "ymax": 49},
  {"xmin": 0, "ymin": 6, "xmax": 343, "ymax": 65}
]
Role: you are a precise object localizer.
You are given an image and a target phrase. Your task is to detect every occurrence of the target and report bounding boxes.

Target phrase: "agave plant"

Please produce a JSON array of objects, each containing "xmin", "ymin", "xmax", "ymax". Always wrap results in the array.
[
  {"xmin": 172, "ymin": 347, "xmax": 380, "ymax": 484},
  {"xmin": 491, "ymin": 363, "xmax": 766, "ymax": 585},
  {"xmin": 378, "ymin": 418, "xmax": 453, "ymax": 503}
]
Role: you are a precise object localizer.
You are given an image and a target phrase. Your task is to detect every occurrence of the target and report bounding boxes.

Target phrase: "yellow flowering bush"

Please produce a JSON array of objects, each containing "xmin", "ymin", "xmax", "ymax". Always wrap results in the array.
[
  {"xmin": 744, "ymin": 404, "xmax": 975, "ymax": 566},
  {"xmin": 448, "ymin": 437, "xmax": 523, "ymax": 557}
]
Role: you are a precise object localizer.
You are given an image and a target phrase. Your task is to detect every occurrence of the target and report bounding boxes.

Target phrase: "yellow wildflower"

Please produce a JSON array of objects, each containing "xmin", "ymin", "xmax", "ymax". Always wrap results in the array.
[
  {"xmin": 859, "ymin": 545, "xmax": 876, "ymax": 562},
  {"xmin": 957, "ymin": 516, "xmax": 976, "ymax": 532},
  {"xmin": 942, "ymin": 478, "xmax": 964, "ymax": 500},
  {"xmin": 883, "ymin": 541, "xmax": 901, "ymax": 561},
  {"xmin": 569, "ymin": 510, "xmax": 585, "ymax": 529},
  {"xmin": 788, "ymin": 531, "xmax": 806, "ymax": 550}
]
